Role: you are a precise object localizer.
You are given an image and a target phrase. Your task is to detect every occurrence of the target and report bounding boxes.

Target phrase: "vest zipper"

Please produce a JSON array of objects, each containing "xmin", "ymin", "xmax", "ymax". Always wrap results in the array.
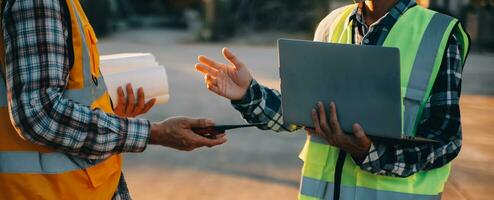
[{"xmin": 333, "ymin": 150, "xmax": 347, "ymax": 200}]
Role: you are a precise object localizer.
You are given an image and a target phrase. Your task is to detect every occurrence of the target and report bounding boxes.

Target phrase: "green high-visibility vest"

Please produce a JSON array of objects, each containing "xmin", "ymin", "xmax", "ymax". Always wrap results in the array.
[{"xmin": 298, "ymin": 4, "xmax": 470, "ymax": 200}]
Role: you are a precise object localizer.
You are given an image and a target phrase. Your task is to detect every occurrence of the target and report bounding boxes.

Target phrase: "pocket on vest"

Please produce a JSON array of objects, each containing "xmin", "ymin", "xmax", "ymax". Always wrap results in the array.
[{"xmin": 84, "ymin": 155, "xmax": 121, "ymax": 188}]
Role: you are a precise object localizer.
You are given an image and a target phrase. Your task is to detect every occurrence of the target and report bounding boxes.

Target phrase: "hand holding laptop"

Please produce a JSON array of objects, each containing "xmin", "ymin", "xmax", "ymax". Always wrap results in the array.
[{"xmin": 308, "ymin": 101, "xmax": 371, "ymax": 162}]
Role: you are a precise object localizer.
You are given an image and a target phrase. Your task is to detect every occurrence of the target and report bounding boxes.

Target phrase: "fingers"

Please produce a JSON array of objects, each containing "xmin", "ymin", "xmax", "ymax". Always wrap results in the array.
[
  {"xmin": 198, "ymin": 55, "xmax": 224, "ymax": 70},
  {"xmin": 135, "ymin": 87, "xmax": 145, "ymax": 112},
  {"xmin": 312, "ymin": 108, "xmax": 336, "ymax": 145},
  {"xmin": 311, "ymin": 109, "xmax": 323, "ymax": 136},
  {"xmin": 205, "ymin": 74, "xmax": 221, "ymax": 94},
  {"xmin": 317, "ymin": 102, "xmax": 330, "ymax": 133},
  {"xmin": 125, "ymin": 84, "xmax": 135, "ymax": 114},
  {"xmin": 329, "ymin": 102, "xmax": 343, "ymax": 134},
  {"xmin": 195, "ymin": 63, "xmax": 219, "ymax": 76},
  {"xmin": 197, "ymin": 62, "xmax": 222, "ymax": 94},
  {"xmin": 141, "ymin": 98, "xmax": 156, "ymax": 114},
  {"xmin": 205, "ymin": 74, "xmax": 217, "ymax": 85},
  {"xmin": 187, "ymin": 118, "xmax": 215, "ymax": 129},
  {"xmin": 207, "ymin": 84, "xmax": 221, "ymax": 94},
  {"xmin": 194, "ymin": 133, "xmax": 228, "ymax": 147},
  {"xmin": 215, "ymin": 133, "xmax": 226, "ymax": 138},
  {"xmin": 114, "ymin": 86, "xmax": 126, "ymax": 114},
  {"xmin": 185, "ymin": 127, "xmax": 227, "ymax": 148},
  {"xmin": 222, "ymin": 47, "xmax": 245, "ymax": 69}
]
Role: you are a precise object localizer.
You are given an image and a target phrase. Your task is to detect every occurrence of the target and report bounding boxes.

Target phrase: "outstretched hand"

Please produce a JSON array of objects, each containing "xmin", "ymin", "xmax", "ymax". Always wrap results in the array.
[
  {"xmin": 195, "ymin": 48, "xmax": 253, "ymax": 101},
  {"xmin": 150, "ymin": 117, "xmax": 227, "ymax": 151}
]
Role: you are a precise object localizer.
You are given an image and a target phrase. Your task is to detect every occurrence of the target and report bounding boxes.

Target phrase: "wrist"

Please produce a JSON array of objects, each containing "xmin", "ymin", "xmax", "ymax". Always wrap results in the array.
[
  {"xmin": 231, "ymin": 79, "xmax": 254, "ymax": 102},
  {"xmin": 149, "ymin": 122, "xmax": 168, "ymax": 145},
  {"xmin": 351, "ymin": 152, "xmax": 367, "ymax": 164},
  {"xmin": 234, "ymin": 88, "xmax": 249, "ymax": 101},
  {"xmin": 349, "ymin": 146, "xmax": 371, "ymax": 164}
]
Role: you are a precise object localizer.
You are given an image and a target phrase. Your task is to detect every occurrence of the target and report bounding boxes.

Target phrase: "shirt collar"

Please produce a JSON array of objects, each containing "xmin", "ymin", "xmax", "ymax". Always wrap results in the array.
[{"xmin": 349, "ymin": 0, "xmax": 417, "ymax": 26}]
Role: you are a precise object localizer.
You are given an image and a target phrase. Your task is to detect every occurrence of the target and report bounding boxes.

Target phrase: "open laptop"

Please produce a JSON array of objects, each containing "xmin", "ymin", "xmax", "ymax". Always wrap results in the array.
[{"xmin": 278, "ymin": 39, "xmax": 436, "ymax": 143}]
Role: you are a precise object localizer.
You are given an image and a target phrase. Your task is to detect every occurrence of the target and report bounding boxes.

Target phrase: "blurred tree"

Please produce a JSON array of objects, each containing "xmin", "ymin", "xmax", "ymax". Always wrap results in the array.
[
  {"xmin": 81, "ymin": 0, "xmax": 113, "ymax": 36},
  {"xmin": 167, "ymin": 0, "xmax": 201, "ymax": 9},
  {"xmin": 201, "ymin": 0, "xmax": 235, "ymax": 41}
]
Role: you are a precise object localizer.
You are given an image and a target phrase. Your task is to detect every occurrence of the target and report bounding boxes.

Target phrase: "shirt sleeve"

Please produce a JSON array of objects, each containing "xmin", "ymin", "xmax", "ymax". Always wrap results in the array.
[
  {"xmin": 231, "ymin": 79, "xmax": 299, "ymax": 132},
  {"xmin": 357, "ymin": 33, "xmax": 464, "ymax": 177},
  {"xmin": 2, "ymin": 0, "xmax": 150, "ymax": 160}
]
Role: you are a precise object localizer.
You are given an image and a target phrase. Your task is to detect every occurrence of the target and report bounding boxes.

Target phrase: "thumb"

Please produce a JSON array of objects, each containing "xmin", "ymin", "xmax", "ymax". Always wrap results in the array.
[
  {"xmin": 352, "ymin": 123, "xmax": 368, "ymax": 143},
  {"xmin": 187, "ymin": 118, "xmax": 215, "ymax": 128},
  {"xmin": 222, "ymin": 47, "xmax": 245, "ymax": 70}
]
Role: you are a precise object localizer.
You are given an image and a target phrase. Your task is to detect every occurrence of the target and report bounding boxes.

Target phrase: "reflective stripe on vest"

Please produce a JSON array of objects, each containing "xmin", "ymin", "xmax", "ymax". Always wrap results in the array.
[
  {"xmin": 299, "ymin": 4, "xmax": 470, "ymax": 200},
  {"xmin": 403, "ymin": 13, "xmax": 455, "ymax": 135},
  {"xmin": 63, "ymin": 0, "xmax": 107, "ymax": 106},
  {"xmin": 0, "ymin": 151, "xmax": 92, "ymax": 174},
  {"xmin": 300, "ymin": 176, "xmax": 440, "ymax": 200},
  {"xmin": 300, "ymin": 135, "xmax": 451, "ymax": 200}
]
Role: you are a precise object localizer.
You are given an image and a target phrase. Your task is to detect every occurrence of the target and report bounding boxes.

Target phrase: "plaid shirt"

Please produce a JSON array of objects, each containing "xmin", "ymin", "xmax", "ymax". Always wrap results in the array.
[
  {"xmin": 2, "ymin": 0, "xmax": 151, "ymax": 198},
  {"xmin": 233, "ymin": 0, "xmax": 464, "ymax": 177}
]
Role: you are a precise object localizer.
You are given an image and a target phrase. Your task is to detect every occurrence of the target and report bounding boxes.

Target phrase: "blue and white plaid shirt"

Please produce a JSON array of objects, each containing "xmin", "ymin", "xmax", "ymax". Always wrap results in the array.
[
  {"xmin": 232, "ymin": 0, "xmax": 464, "ymax": 177},
  {"xmin": 2, "ymin": 0, "xmax": 151, "ymax": 199}
]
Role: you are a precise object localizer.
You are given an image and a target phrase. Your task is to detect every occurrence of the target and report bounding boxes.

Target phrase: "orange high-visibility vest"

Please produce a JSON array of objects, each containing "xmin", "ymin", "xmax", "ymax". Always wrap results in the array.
[{"xmin": 0, "ymin": 0, "xmax": 122, "ymax": 199}]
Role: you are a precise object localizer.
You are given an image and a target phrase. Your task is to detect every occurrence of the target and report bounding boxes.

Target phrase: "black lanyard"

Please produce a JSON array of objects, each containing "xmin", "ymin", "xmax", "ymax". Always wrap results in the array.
[{"xmin": 333, "ymin": 150, "xmax": 347, "ymax": 200}]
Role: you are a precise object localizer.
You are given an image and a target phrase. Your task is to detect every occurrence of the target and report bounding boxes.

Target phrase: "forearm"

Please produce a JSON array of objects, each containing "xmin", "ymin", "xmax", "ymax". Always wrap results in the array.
[
  {"xmin": 9, "ymin": 88, "xmax": 150, "ymax": 159},
  {"xmin": 359, "ymin": 136, "xmax": 461, "ymax": 177},
  {"xmin": 231, "ymin": 79, "xmax": 299, "ymax": 132},
  {"xmin": 358, "ymin": 112, "xmax": 462, "ymax": 177}
]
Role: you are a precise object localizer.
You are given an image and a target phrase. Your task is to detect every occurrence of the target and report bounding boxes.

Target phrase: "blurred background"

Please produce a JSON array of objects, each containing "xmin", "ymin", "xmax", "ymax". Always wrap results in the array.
[
  {"xmin": 83, "ymin": 0, "xmax": 494, "ymax": 49},
  {"xmin": 82, "ymin": 0, "xmax": 494, "ymax": 199}
]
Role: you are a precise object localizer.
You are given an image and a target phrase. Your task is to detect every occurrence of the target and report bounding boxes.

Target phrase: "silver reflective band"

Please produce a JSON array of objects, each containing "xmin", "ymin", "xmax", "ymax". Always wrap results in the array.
[
  {"xmin": 63, "ymin": 76, "xmax": 107, "ymax": 107},
  {"xmin": 300, "ymin": 176, "xmax": 334, "ymax": 199},
  {"xmin": 62, "ymin": 0, "xmax": 109, "ymax": 107},
  {"xmin": 0, "ymin": 151, "xmax": 93, "ymax": 174},
  {"xmin": 403, "ymin": 13, "xmax": 455, "ymax": 135},
  {"xmin": 300, "ymin": 176, "xmax": 441, "ymax": 200}
]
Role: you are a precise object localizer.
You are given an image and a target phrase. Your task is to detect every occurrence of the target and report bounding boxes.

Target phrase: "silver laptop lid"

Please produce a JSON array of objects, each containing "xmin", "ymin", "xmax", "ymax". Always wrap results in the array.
[{"xmin": 278, "ymin": 39, "xmax": 403, "ymax": 139}]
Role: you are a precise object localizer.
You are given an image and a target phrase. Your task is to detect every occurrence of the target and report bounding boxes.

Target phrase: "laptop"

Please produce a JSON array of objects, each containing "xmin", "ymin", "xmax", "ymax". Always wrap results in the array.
[{"xmin": 278, "ymin": 39, "xmax": 435, "ymax": 143}]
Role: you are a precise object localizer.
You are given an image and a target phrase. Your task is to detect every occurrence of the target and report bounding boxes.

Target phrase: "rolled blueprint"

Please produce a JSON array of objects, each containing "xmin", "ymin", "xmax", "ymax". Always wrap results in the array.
[{"xmin": 100, "ymin": 53, "xmax": 170, "ymax": 108}]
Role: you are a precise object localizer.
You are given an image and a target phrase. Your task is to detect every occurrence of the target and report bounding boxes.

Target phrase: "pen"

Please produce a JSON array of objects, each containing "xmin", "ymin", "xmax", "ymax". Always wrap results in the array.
[{"xmin": 192, "ymin": 123, "xmax": 267, "ymax": 139}]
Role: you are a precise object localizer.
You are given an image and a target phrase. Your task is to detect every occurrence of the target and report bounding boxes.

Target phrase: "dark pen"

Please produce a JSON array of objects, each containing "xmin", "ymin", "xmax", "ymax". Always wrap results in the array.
[{"xmin": 192, "ymin": 123, "xmax": 268, "ymax": 139}]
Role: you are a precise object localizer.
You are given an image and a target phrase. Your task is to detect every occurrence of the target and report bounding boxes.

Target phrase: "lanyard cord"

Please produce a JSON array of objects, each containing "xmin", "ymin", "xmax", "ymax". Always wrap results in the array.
[{"xmin": 333, "ymin": 150, "xmax": 347, "ymax": 200}]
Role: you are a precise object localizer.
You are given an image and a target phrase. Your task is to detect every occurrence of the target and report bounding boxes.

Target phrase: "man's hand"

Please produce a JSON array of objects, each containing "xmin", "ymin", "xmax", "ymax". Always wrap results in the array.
[
  {"xmin": 308, "ymin": 101, "xmax": 372, "ymax": 162},
  {"xmin": 150, "ymin": 117, "xmax": 227, "ymax": 151},
  {"xmin": 195, "ymin": 48, "xmax": 253, "ymax": 101},
  {"xmin": 114, "ymin": 83, "xmax": 156, "ymax": 118}
]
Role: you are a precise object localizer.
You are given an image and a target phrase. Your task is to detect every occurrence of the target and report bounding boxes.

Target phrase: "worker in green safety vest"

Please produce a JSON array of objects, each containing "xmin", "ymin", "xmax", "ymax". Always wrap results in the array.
[{"xmin": 195, "ymin": 0, "xmax": 470, "ymax": 199}]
